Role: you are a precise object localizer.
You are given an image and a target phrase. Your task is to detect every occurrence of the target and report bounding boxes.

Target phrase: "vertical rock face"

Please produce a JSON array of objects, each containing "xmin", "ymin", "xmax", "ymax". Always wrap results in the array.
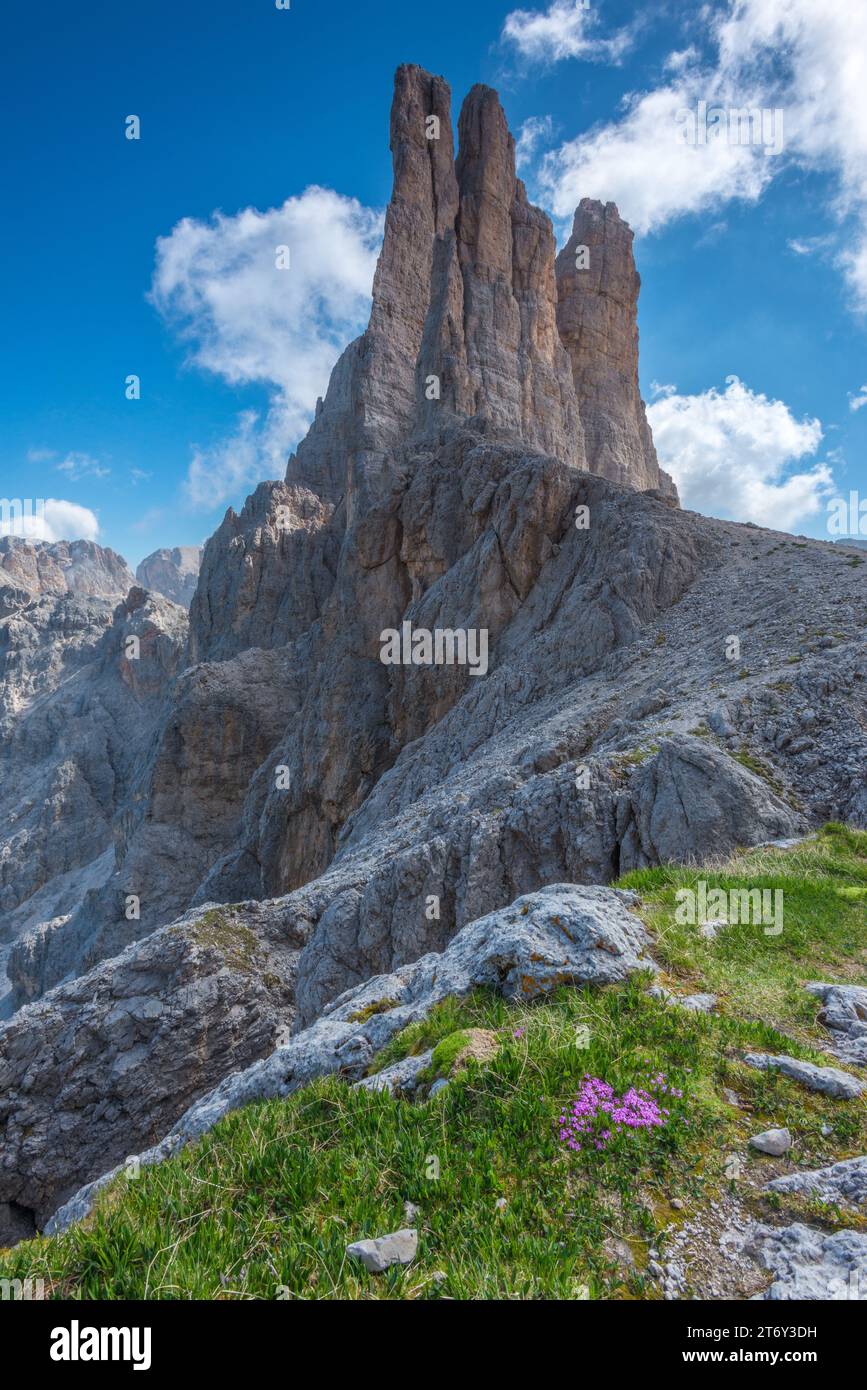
[
  {"xmin": 0, "ymin": 584, "xmax": 187, "ymax": 1011},
  {"xmin": 417, "ymin": 85, "xmax": 583, "ymax": 468},
  {"xmin": 287, "ymin": 65, "xmax": 457, "ymax": 516},
  {"xmin": 556, "ymin": 199, "xmax": 677, "ymax": 498},
  {"xmin": 189, "ymin": 482, "xmax": 338, "ymax": 664},
  {"xmin": 289, "ymin": 66, "xmax": 678, "ymax": 511}
]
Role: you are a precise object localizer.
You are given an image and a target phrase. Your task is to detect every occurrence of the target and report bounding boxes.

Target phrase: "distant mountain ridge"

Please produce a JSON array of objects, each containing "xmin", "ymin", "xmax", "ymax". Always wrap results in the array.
[
  {"xmin": 0, "ymin": 536, "xmax": 133, "ymax": 615},
  {"xmin": 135, "ymin": 546, "xmax": 203, "ymax": 609}
]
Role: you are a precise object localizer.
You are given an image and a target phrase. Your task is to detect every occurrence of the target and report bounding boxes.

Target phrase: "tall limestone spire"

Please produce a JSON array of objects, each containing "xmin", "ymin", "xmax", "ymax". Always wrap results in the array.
[
  {"xmin": 416, "ymin": 83, "xmax": 584, "ymax": 468},
  {"xmin": 287, "ymin": 68, "xmax": 675, "ymax": 514},
  {"xmin": 287, "ymin": 65, "xmax": 455, "ymax": 515},
  {"xmin": 556, "ymin": 198, "xmax": 677, "ymax": 498}
]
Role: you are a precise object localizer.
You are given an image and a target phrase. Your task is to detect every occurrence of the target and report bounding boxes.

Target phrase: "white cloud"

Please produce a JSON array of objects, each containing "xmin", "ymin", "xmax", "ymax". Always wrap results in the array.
[
  {"xmin": 502, "ymin": 1, "xmax": 634, "ymax": 65},
  {"xmin": 184, "ymin": 409, "xmax": 263, "ymax": 511},
  {"xmin": 664, "ymin": 47, "xmax": 700, "ymax": 75},
  {"xmin": 55, "ymin": 451, "xmax": 110, "ymax": 481},
  {"xmin": 515, "ymin": 115, "xmax": 555, "ymax": 171},
  {"xmin": 647, "ymin": 376, "xmax": 834, "ymax": 530},
  {"xmin": 0, "ymin": 498, "xmax": 100, "ymax": 542},
  {"xmin": 537, "ymin": 71, "xmax": 779, "ymax": 235},
  {"xmin": 840, "ymin": 234, "xmax": 867, "ymax": 313},
  {"xmin": 849, "ymin": 385, "xmax": 867, "ymax": 412},
  {"xmin": 531, "ymin": 0, "xmax": 867, "ymax": 311},
  {"xmin": 787, "ymin": 234, "xmax": 835, "ymax": 257},
  {"xmin": 151, "ymin": 186, "xmax": 384, "ymax": 510},
  {"xmin": 26, "ymin": 447, "xmax": 110, "ymax": 480}
]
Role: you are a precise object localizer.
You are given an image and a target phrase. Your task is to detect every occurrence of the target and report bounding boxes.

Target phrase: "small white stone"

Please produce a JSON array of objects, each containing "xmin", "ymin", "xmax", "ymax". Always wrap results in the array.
[{"xmin": 749, "ymin": 1127, "xmax": 792, "ymax": 1157}]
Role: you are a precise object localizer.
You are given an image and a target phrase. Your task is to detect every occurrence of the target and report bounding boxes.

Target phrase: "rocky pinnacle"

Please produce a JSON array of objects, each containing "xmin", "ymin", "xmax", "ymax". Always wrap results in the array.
[
  {"xmin": 557, "ymin": 199, "xmax": 676, "ymax": 497},
  {"xmin": 287, "ymin": 65, "xmax": 673, "ymax": 512}
]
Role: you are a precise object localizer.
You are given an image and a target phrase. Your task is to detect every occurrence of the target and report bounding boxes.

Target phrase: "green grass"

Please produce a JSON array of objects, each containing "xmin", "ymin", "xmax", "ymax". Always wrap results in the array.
[
  {"xmin": 346, "ymin": 997, "xmax": 400, "ymax": 1024},
  {"xmin": 181, "ymin": 909, "xmax": 260, "ymax": 972},
  {"xmin": 611, "ymin": 744, "xmax": 659, "ymax": 771},
  {"xmin": 2, "ymin": 825, "xmax": 865, "ymax": 1300},
  {"xmin": 427, "ymin": 1028, "xmax": 474, "ymax": 1076},
  {"xmin": 621, "ymin": 822, "xmax": 867, "ymax": 1041}
]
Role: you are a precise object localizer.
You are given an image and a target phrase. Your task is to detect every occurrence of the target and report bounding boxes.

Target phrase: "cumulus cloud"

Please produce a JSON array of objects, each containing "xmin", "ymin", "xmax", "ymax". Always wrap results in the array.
[
  {"xmin": 849, "ymin": 385, "xmax": 867, "ymax": 413},
  {"xmin": 0, "ymin": 498, "xmax": 100, "ymax": 542},
  {"xmin": 647, "ymin": 376, "xmax": 834, "ymax": 531},
  {"xmin": 531, "ymin": 0, "xmax": 867, "ymax": 310},
  {"xmin": 151, "ymin": 186, "xmax": 383, "ymax": 510},
  {"xmin": 502, "ymin": 1, "xmax": 635, "ymax": 65}
]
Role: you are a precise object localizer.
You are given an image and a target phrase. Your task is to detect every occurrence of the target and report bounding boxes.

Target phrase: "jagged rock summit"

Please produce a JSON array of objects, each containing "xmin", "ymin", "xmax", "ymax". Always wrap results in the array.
[
  {"xmin": 0, "ymin": 536, "xmax": 134, "ymax": 615},
  {"xmin": 287, "ymin": 64, "xmax": 675, "ymax": 508}
]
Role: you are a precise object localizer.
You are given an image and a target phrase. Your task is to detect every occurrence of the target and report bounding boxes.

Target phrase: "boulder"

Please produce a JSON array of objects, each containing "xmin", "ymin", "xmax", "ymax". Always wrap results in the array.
[
  {"xmin": 354, "ymin": 1050, "xmax": 434, "ymax": 1097},
  {"xmin": 618, "ymin": 739, "xmax": 803, "ymax": 871},
  {"xmin": 743, "ymin": 1054, "xmax": 864, "ymax": 1099},
  {"xmin": 804, "ymin": 982, "xmax": 867, "ymax": 1066},
  {"xmin": 346, "ymin": 1229, "xmax": 418, "ymax": 1273},
  {"xmin": 765, "ymin": 1156, "xmax": 867, "ymax": 1209},
  {"xmin": 749, "ymin": 1128, "xmax": 792, "ymax": 1156},
  {"xmin": 744, "ymin": 1222, "xmax": 867, "ymax": 1300}
]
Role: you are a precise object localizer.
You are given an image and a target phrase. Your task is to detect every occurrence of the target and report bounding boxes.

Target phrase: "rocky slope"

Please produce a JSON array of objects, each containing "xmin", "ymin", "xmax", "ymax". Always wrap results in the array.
[
  {"xmin": 5, "ymin": 830, "xmax": 866, "ymax": 1303},
  {"xmin": 0, "ymin": 884, "xmax": 647, "ymax": 1234},
  {"xmin": 0, "ymin": 898, "xmax": 298, "ymax": 1241},
  {"xmin": 0, "ymin": 573, "xmax": 187, "ymax": 1014},
  {"xmin": 0, "ymin": 64, "xmax": 864, "ymax": 1275}
]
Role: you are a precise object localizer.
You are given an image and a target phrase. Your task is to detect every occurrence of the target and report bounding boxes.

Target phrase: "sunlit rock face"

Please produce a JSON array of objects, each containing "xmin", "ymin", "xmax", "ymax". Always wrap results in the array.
[{"xmin": 556, "ymin": 198, "xmax": 677, "ymax": 499}]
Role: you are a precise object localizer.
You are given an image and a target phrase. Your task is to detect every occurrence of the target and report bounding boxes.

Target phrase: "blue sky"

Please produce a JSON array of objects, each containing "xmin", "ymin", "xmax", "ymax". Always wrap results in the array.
[{"xmin": 2, "ymin": 0, "xmax": 865, "ymax": 566}]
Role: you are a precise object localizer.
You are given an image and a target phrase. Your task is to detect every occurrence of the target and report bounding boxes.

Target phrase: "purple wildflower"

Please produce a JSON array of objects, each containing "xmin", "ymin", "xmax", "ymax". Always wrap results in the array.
[{"xmin": 556, "ymin": 1071, "xmax": 685, "ymax": 1157}]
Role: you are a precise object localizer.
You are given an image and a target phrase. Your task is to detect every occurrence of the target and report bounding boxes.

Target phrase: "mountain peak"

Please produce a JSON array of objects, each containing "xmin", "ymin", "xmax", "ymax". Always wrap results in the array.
[{"xmin": 287, "ymin": 64, "xmax": 675, "ymax": 514}]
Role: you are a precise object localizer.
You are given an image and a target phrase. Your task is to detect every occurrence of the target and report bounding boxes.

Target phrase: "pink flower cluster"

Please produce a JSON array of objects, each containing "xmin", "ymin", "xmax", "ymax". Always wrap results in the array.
[{"xmin": 558, "ymin": 1072, "xmax": 684, "ymax": 1154}]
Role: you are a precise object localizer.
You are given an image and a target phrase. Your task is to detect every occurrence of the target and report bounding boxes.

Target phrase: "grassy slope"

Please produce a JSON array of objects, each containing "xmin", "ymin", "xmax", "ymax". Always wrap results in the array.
[{"xmin": 2, "ymin": 824, "xmax": 865, "ymax": 1300}]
